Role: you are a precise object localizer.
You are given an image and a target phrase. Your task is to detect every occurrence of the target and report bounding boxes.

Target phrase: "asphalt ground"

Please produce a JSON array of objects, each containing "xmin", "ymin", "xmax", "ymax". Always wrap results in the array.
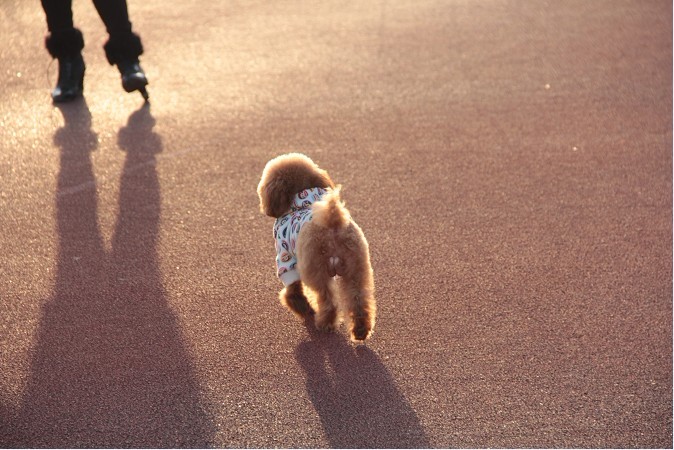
[{"xmin": 0, "ymin": 0, "xmax": 672, "ymax": 448}]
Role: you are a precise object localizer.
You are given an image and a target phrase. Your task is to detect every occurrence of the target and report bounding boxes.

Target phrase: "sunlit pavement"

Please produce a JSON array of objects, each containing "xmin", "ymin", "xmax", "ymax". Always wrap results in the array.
[{"xmin": 1, "ymin": 0, "xmax": 671, "ymax": 447}]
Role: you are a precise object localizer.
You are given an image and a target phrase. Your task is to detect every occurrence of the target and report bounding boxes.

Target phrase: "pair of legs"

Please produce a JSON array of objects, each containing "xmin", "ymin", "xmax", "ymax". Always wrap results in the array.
[
  {"xmin": 41, "ymin": 0, "xmax": 148, "ymax": 102},
  {"xmin": 282, "ymin": 276, "xmax": 375, "ymax": 342},
  {"xmin": 42, "ymin": 0, "xmax": 133, "ymax": 37}
]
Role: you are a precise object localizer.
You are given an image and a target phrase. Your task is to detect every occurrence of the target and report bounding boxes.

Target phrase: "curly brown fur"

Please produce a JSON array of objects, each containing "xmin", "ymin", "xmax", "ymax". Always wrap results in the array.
[
  {"xmin": 280, "ymin": 280, "xmax": 314, "ymax": 318},
  {"xmin": 257, "ymin": 153, "xmax": 334, "ymax": 218},
  {"xmin": 257, "ymin": 153, "xmax": 376, "ymax": 341}
]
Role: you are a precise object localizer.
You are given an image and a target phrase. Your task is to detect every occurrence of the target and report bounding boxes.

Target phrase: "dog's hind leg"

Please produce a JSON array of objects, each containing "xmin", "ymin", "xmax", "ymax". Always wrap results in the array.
[
  {"xmin": 312, "ymin": 282, "xmax": 338, "ymax": 332},
  {"xmin": 300, "ymin": 254, "xmax": 338, "ymax": 331},
  {"xmin": 280, "ymin": 281, "xmax": 314, "ymax": 318},
  {"xmin": 296, "ymin": 224, "xmax": 339, "ymax": 332},
  {"xmin": 338, "ymin": 268, "xmax": 376, "ymax": 341},
  {"xmin": 298, "ymin": 258, "xmax": 338, "ymax": 331}
]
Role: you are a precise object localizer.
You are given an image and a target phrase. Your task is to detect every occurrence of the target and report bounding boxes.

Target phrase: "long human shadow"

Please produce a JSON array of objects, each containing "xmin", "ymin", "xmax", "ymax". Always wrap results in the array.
[
  {"xmin": 12, "ymin": 102, "xmax": 216, "ymax": 447},
  {"xmin": 295, "ymin": 324, "xmax": 430, "ymax": 448}
]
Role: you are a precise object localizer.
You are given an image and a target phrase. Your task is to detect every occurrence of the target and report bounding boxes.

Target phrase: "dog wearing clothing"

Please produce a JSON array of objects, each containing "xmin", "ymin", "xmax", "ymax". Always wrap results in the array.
[{"xmin": 257, "ymin": 153, "xmax": 376, "ymax": 341}]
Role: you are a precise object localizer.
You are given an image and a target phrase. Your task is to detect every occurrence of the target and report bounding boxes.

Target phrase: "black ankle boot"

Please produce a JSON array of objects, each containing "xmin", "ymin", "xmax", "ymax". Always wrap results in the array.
[
  {"xmin": 117, "ymin": 60, "xmax": 149, "ymax": 101},
  {"xmin": 45, "ymin": 28, "xmax": 85, "ymax": 103},
  {"xmin": 52, "ymin": 54, "xmax": 85, "ymax": 103}
]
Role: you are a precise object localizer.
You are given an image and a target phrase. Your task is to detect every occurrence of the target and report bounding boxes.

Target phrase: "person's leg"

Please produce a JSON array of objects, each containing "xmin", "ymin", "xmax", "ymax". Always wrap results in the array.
[
  {"xmin": 41, "ymin": 0, "xmax": 74, "ymax": 32},
  {"xmin": 42, "ymin": 0, "xmax": 83, "ymax": 58},
  {"xmin": 41, "ymin": 0, "xmax": 85, "ymax": 102},
  {"xmin": 91, "ymin": 0, "xmax": 132, "ymax": 34},
  {"xmin": 92, "ymin": 0, "xmax": 148, "ymax": 100}
]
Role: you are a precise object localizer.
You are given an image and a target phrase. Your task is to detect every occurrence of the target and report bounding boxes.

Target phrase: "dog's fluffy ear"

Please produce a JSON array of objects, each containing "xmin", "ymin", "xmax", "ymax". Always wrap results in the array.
[
  {"xmin": 257, "ymin": 153, "xmax": 335, "ymax": 217},
  {"xmin": 258, "ymin": 175, "xmax": 292, "ymax": 218},
  {"xmin": 306, "ymin": 168, "xmax": 334, "ymax": 190}
]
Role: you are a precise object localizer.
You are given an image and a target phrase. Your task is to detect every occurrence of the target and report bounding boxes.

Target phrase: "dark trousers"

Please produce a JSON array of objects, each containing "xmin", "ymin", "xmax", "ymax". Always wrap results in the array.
[
  {"xmin": 41, "ymin": 0, "xmax": 132, "ymax": 34},
  {"xmin": 41, "ymin": 0, "xmax": 142, "ymax": 63}
]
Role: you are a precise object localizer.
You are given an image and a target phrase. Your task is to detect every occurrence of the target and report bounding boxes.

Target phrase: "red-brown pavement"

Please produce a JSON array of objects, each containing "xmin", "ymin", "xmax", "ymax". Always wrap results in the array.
[{"xmin": 1, "ymin": 0, "xmax": 671, "ymax": 448}]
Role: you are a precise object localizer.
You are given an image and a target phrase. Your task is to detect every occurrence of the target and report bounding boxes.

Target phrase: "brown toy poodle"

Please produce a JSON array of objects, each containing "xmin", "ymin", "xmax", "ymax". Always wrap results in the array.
[{"xmin": 257, "ymin": 153, "xmax": 376, "ymax": 341}]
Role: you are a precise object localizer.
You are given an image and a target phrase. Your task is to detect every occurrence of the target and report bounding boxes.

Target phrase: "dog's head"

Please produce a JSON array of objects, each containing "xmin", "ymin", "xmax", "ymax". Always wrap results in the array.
[{"xmin": 257, "ymin": 153, "xmax": 335, "ymax": 218}]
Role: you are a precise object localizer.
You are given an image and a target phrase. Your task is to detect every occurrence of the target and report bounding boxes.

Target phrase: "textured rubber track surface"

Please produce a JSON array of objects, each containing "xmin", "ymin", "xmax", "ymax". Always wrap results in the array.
[{"xmin": 0, "ymin": 0, "xmax": 671, "ymax": 447}]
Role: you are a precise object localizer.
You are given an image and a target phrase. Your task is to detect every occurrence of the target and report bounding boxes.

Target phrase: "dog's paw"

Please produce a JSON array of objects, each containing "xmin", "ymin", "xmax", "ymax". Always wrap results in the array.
[
  {"xmin": 350, "ymin": 327, "xmax": 371, "ymax": 342},
  {"xmin": 315, "ymin": 308, "xmax": 338, "ymax": 332},
  {"xmin": 280, "ymin": 284, "xmax": 315, "ymax": 318},
  {"xmin": 282, "ymin": 293, "xmax": 315, "ymax": 318},
  {"xmin": 350, "ymin": 317, "xmax": 372, "ymax": 341},
  {"xmin": 316, "ymin": 321, "xmax": 337, "ymax": 333}
]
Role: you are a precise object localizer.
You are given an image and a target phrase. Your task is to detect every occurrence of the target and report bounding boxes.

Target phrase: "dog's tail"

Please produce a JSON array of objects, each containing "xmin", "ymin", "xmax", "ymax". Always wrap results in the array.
[{"xmin": 312, "ymin": 185, "xmax": 350, "ymax": 229}]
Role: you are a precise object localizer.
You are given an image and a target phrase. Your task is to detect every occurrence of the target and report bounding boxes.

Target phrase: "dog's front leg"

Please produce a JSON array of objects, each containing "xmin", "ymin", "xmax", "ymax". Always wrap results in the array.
[{"xmin": 279, "ymin": 280, "xmax": 314, "ymax": 318}]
